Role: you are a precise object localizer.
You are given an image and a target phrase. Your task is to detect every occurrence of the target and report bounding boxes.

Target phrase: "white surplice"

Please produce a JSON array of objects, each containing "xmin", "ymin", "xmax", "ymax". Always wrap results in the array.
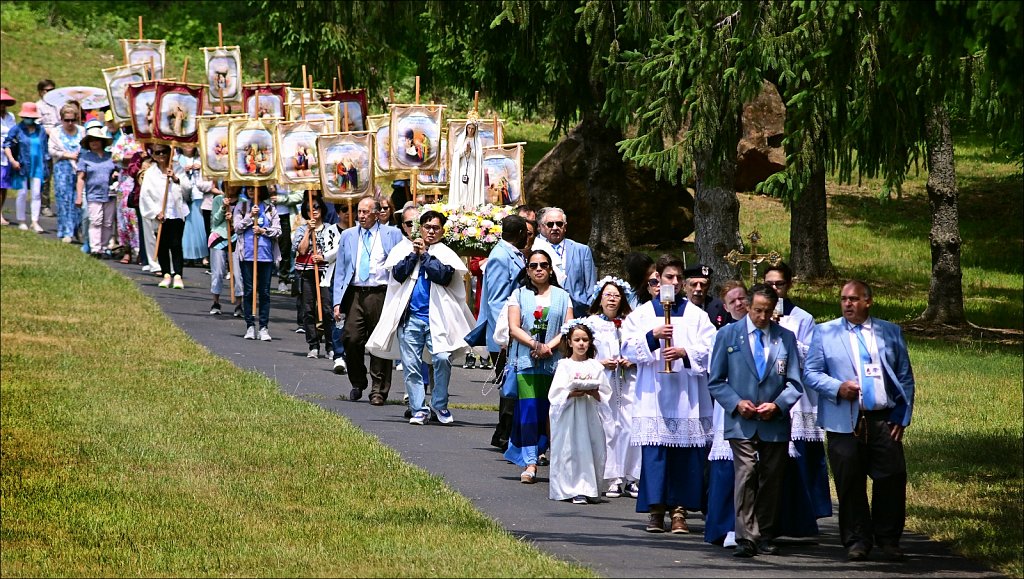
[{"xmin": 548, "ymin": 358, "xmax": 613, "ymax": 501}]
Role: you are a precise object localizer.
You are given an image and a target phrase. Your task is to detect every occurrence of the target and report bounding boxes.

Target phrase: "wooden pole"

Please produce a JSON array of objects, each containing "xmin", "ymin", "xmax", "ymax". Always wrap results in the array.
[
  {"xmin": 307, "ymin": 191, "xmax": 323, "ymax": 324},
  {"xmin": 299, "ymin": 82, "xmax": 306, "ymax": 119},
  {"xmin": 251, "ymin": 184, "xmax": 260, "ymax": 318},
  {"xmin": 217, "ymin": 82, "xmax": 227, "ymax": 115},
  {"xmin": 226, "ymin": 190, "xmax": 236, "ymax": 304},
  {"xmin": 308, "ymin": 74, "xmax": 314, "ymax": 103},
  {"xmin": 302, "ymin": 65, "xmax": 308, "ymax": 90},
  {"xmin": 389, "ymin": 86, "xmax": 395, "ymax": 105},
  {"xmin": 346, "ymin": 199, "xmax": 354, "ymax": 229},
  {"xmin": 263, "ymin": 58, "xmax": 270, "ymax": 84},
  {"xmin": 138, "ymin": 15, "xmax": 143, "ymax": 40},
  {"xmin": 343, "ymin": 103, "xmax": 348, "ymax": 132},
  {"xmin": 180, "ymin": 56, "xmax": 189, "ymax": 83},
  {"xmin": 332, "ymin": 77, "xmax": 337, "ymax": 94},
  {"xmin": 154, "ymin": 163, "xmax": 173, "ymax": 279},
  {"xmin": 415, "ymin": 76, "xmax": 420, "ymax": 104},
  {"xmin": 473, "ymin": 91, "xmax": 479, "ymax": 114},
  {"xmin": 337, "ymin": 65, "xmax": 343, "ymax": 91},
  {"xmin": 148, "ymin": 56, "xmax": 155, "ymax": 82},
  {"xmin": 218, "ymin": 22, "xmax": 223, "ymax": 47}
]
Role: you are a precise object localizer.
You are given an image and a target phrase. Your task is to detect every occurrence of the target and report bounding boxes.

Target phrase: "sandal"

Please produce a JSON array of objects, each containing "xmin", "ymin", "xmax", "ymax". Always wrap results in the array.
[
  {"xmin": 520, "ymin": 467, "xmax": 537, "ymax": 484},
  {"xmin": 119, "ymin": 254, "xmax": 132, "ymax": 264}
]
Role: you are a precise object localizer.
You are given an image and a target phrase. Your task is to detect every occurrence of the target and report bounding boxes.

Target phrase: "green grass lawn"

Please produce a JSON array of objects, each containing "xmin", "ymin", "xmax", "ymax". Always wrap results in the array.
[{"xmin": 0, "ymin": 230, "xmax": 594, "ymax": 577}]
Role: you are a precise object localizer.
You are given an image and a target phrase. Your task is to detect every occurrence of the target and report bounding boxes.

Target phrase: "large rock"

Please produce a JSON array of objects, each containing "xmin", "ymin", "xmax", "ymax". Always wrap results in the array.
[
  {"xmin": 524, "ymin": 125, "xmax": 694, "ymax": 248},
  {"xmin": 735, "ymin": 80, "xmax": 787, "ymax": 192}
]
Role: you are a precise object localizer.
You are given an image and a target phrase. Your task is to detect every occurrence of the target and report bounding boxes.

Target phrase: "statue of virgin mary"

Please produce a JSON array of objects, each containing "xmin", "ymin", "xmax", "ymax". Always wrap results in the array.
[{"xmin": 447, "ymin": 118, "xmax": 484, "ymax": 208}]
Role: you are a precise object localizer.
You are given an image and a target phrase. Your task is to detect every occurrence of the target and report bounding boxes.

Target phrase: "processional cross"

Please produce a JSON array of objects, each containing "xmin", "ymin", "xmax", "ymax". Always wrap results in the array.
[{"xmin": 724, "ymin": 230, "xmax": 782, "ymax": 287}]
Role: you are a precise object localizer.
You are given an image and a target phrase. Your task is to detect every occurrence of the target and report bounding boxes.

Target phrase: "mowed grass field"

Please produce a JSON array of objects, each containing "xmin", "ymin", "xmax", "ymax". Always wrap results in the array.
[{"xmin": 0, "ymin": 231, "xmax": 594, "ymax": 577}]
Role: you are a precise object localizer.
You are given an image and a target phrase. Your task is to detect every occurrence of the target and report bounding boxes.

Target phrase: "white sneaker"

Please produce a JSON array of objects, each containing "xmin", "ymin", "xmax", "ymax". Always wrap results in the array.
[
  {"xmin": 31, "ymin": 222, "xmax": 44, "ymax": 233},
  {"xmin": 434, "ymin": 408, "xmax": 454, "ymax": 425},
  {"xmin": 605, "ymin": 483, "xmax": 622, "ymax": 498},
  {"xmin": 258, "ymin": 327, "xmax": 272, "ymax": 341},
  {"xmin": 158, "ymin": 274, "xmax": 171, "ymax": 288},
  {"xmin": 333, "ymin": 358, "xmax": 348, "ymax": 375},
  {"xmin": 307, "ymin": 349, "xmax": 319, "ymax": 359},
  {"xmin": 625, "ymin": 481, "xmax": 640, "ymax": 498},
  {"xmin": 18, "ymin": 223, "xmax": 28, "ymax": 231},
  {"xmin": 172, "ymin": 275, "xmax": 184, "ymax": 289},
  {"xmin": 277, "ymin": 281, "xmax": 288, "ymax": 292},
  {"xmin": 61, "ymin": 236, "xmax": 72, "ymax": 243},
  {"xmin": 142, "ymin": 264, "xmax": 151, "ymax": 272},
  {"xmin": 243, "ymin": 326, "xmax": 256, "ymax": 340},
  {"xmin": 723, "ymin": 531, "xmax": 738, "ymax": 548}
]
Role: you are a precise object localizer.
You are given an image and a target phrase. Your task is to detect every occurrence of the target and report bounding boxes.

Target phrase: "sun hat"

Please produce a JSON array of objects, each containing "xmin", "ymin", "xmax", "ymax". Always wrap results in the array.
[
  {"xmin": 17, "ymin": 102, "xmax": 40, "ymax": 118},
  {"xmin": 0, "ymin": 88, "xmax": 15, "ymax": 106},
  {"xmin": 80, "ymin": 119, "xmax": 113, "ymax": 147}
]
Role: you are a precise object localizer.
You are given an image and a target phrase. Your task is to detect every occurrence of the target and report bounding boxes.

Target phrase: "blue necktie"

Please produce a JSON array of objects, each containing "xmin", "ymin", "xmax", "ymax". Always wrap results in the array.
[
  {"xmin": 753, "ymin": 328, "xmax": 766, "ymax": 379},
  {"xmin": 553, "ymin": 243, "xmax": 563, "ymax": 258},
  {"xmin": 854, "ymin": 325, "xmax": 877, "ymax": 409},
  {"xmin": 357, "ymin": 229, "xmax": 371, "ymax": 282}
]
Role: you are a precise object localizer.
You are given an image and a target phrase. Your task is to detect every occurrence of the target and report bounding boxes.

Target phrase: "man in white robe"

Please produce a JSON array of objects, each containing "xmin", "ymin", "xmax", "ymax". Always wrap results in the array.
[
  {"xmin": 366, "ymin": 209, "xmax": 483, "ymax": 425},
  {"xmin": 621, "ymin": 254, "xmax": 716, "ymax": 534}
]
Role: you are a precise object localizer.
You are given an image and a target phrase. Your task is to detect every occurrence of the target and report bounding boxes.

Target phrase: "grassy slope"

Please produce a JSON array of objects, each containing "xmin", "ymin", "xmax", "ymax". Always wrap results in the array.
[{"xmin": 0, "ymin": 230, "xmax": 593, "ymax": 577}]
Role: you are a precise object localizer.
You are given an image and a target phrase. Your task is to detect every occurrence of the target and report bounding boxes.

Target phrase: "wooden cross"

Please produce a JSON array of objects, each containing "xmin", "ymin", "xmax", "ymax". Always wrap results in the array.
[{"xmin": 724, "ymin": 229, "xmax": 782, "ymax": 287}]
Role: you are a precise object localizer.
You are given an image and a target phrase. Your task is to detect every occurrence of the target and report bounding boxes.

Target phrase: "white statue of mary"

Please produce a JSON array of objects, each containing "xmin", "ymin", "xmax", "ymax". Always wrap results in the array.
[{"xmin": 448, "ymin": 119, "xmax": 484, "ymax": 208}]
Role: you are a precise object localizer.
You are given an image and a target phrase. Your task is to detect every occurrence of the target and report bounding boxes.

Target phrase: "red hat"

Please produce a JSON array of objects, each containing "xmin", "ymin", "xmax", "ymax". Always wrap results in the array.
[
  {"xmin": 17, "ymin": 102, "xmax": 41, "ymax": 118},
  {"xmin": 0, "ymin": 88, "xmax": 15, "ymax": 106}
]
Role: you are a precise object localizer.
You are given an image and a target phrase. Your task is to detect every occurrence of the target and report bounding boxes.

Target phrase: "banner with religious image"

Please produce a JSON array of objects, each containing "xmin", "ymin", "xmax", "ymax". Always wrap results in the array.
[
  {"xmin": 202, "ymin": 46, "xmax": 243, "ymax": 107},
  {"xmin": 418, "ymin": 132, "xmax": 448, "ymax": 188},
  {"xmin": 286, "ymin": 87, "xmax": 329, "ymax": 106},
  {"xmin": 277, "ymin": 119, "xmax": 331, "ymax": 189},
  {"xmin": 103, "ymin": 63, "xmax": 148, "ymax": 125},
  {"xmin": 389, "ymin": 104, "xmax": 444, "ymax": 172},
  {"xmin": 286, "ymin": 101, "xmax": 339, "ymax": 132},
  {"xmin": 127, "ymin": 81, "xmax": 158, "ymax": 141},
  {"xmin": 242, "ymin": 83, "xmax": 288, "ymax": 119},
  {"xmin": 197, "ymin": 114, "xmax": 246, "ymax": 179},
  {"xmin": 480, "ymin": 142, "xmax": 526, "ymax": 206},
  {"xmin": 326, "ymin": 89, "xmax": 368, "ymax": 131},
  {"xmin": 227, "ymin": 117, "xmax": 279, "ymax": 184},
  {"xmin": 151, "ymin": 81, "xmax": 206, "ymax": 145},
  {"xmin": 121, "ymin": 39, "xmax": 166, "ymax": 79},
  {"xmin": 317, "ymin": 132, "xmax": 374, "ymax": 202}
]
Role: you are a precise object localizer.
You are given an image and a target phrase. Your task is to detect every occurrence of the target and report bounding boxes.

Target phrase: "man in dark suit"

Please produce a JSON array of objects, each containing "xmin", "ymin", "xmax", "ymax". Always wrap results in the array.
[
  {"xmin": 708, "ymin": 283, "xmax": 804, "ymax": 557},
  {"xmin": 804, "ymin": 280, "xmax": 915, "ymax": 562},
  {"xmin": 684, "ymin": 265, "xmax": 730, "ymax": 329}
]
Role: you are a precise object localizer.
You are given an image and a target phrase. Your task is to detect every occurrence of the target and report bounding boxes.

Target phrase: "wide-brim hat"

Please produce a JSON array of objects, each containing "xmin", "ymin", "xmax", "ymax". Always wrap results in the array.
[
  {"xmin": 17, "ymin": 102, "xmax": 40, "ymax": 118},
  {"xmin": 0, "ymin": 88, "xmax": 15, "ymax": 106},
  {"xmin": 80, "ymin": 123, "xmax": 113, "ymax": 147}
]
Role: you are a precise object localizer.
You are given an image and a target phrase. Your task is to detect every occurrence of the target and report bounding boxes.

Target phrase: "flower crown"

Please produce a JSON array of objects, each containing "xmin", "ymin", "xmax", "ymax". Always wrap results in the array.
[
  {"xmin": 589, "ymin": 276, "xmax": 633, "ymax": 303},
  {"xmin": 560, "ymin": 318, "xmax": 598, "ymax": 337}
]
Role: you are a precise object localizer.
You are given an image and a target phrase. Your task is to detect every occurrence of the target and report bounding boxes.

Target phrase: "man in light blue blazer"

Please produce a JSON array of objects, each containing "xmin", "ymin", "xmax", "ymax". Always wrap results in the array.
[
  {"xmin": 708, "ymin": 284, "xmax": 804, "ymax": 558},
  {"xmin": 804, "ymin": 280, "xmax": 915, "ymax": 562},
  {"xmin": 533, "ymin": 207, "xmax": 596, "ymax": 315},
  {"xmin": 332, "ymin": 196, "xmax": 405, "ymax": 405}
]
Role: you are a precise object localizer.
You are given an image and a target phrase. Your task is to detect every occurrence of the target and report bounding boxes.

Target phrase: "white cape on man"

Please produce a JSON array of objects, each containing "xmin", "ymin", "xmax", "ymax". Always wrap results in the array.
[{"xmin": 366, "ymin": 238, "xmax": 485, "ymax": 364}]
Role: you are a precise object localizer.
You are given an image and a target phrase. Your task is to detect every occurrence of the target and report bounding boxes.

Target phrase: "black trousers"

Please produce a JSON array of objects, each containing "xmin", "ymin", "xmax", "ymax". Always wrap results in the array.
[
  {"xmin": 342, "ymin": 286, "xmax": 393, "ymax": 398},
  {"xmin": 826, "ymin": 410, "xmax": 907, "ymax": 549},
  {"xmin": 156, "ymin": 218, "xmax": 185, "ymax": 276},
  {"xmin": 299, "ymin": 269, "xmax": 332, "ymax": 350},
  {"xmin": 489, "ymin": 350, "xmax": 514, "ymax": 446}
]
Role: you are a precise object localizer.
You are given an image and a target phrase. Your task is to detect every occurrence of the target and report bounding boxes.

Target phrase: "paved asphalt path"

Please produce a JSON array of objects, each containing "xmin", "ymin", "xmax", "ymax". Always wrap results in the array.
[{"xmin": 24, "ymin": 213, "xmax": 998, "ymax": 578}]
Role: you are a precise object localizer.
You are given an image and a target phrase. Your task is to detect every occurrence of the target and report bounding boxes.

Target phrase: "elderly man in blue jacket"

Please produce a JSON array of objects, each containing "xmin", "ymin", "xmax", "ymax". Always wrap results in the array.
[
  {"xmin": 532, "ymin": 207, "xmax": 596, "ymax": 315},
  {"xmin": 708, "ymin": 283, "xmax": 804, "ymax": 558},
  {"xmin": 804, "ymin": 280, "xmax": 915, "ymax": 562}
]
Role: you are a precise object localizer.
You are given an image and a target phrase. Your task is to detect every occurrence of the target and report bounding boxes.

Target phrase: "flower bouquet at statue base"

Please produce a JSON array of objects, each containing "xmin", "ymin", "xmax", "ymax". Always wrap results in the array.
[{"xmin": 414, "ymin": 202, "xmax": 516, "ymax": 257}]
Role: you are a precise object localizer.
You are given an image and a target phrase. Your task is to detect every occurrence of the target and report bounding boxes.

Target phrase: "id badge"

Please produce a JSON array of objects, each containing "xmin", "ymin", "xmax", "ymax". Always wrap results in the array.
[
  {"xmin": 776, "ymin": 358, "xmax": 787, "ymax": 376},
  {"xmin": 863, "ymin": 363, "xmax": 882, "ymax": 378}
]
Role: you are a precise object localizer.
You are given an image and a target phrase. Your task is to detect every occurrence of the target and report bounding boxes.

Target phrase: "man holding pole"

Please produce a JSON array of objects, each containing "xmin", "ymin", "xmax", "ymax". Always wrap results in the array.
[
  {"xmin": 621, "ymin": 254, "xmax": 716, "ymax": 534},
  {"xmin": 333, "ymin": 196, "xmax": 403, "ymax": 405}
]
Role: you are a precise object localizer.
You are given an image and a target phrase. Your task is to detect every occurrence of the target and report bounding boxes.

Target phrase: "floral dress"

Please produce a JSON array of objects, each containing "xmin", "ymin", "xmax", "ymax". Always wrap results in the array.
[
  {"xmin": 111, "ymin": 133, "xmax": 141, "ymax": 252},
  {"xmin": 53, "ymin": 126, "xmax": 84, "ymax": 239}
]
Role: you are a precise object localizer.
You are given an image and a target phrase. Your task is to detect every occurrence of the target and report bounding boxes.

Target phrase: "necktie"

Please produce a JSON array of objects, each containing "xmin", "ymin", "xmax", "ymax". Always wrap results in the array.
[
  {"xmin": 753, "ymin": 328, "xmax": 766, "ymax": 379},
  {"xmin": 357, "ymin": 229, "xmax": 371, "ymax": 282},
  {"xmin": 553, "ymin": 243, "xmax": 563, "ymax": 258},
  {"xmin": 854, "ymin": 325, "xmax": 877, "ymax": 409}
]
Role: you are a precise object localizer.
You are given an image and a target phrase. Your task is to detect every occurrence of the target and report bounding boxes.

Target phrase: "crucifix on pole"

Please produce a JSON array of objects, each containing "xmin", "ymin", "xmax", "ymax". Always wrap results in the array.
[{"xmin": 724, "ymin": 229, "xmax": 782, "ymax": 288}]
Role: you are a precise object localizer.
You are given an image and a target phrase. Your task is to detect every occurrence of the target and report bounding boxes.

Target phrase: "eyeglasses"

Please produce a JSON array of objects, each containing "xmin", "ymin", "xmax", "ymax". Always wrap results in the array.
[
  {"xmin": 421, "ymin": 224, "xmax": 442, "ymax": 232},
  {"xmin": 151, "ymin": 150, "xmax": 169, "ymax": 156},
  {"xmin": 544, "ymin": 221, "xmax": 564, "ymax": 228},
  {"xmin": 403, "ymin": 220, "xmax": 414, "ymax": 227},
  {"xmin": 765, "ymin": 281, "xmax": 788, "ymax": 288},
  {"xmin": 602, "ymin": 293, "xmax": 621, "ymax": 299},
  {"xmin": 647, "ymin": 279, "xmax": 659, "ymax": 287},
  {"xmin": 527, "ymin": 262, "xmax": 551, "ymax": 270},
  {"xmin": 62, "ymin": 118, "xmax": 76, "ymax": 123}
]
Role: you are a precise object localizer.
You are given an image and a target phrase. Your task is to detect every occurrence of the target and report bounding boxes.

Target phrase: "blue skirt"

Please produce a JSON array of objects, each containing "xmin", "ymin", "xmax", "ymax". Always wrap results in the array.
[
  {"xmin": 636, "ymin": 445, "xmax": 707, "ymax": 513},
  {"xmin": 182, "ymin": 198, "xmax": 208, "ymax": 260},
  {"xmin": 775, "ymin": 440, "xmax": 832, "ymax": 537},
  {"xmin": 704, "ymin": 459, "xmax": 735, "ymax": 544}
]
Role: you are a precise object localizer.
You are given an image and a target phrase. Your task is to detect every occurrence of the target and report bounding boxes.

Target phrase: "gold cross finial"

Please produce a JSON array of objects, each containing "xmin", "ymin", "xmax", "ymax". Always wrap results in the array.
[{"xmin": 724, "ymin": 229, "xmax": 782, "ymax": 287}]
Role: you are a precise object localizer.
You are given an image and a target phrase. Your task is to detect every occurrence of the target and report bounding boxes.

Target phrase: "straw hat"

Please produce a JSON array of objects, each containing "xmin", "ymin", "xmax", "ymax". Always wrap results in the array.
[
  {"xmin": 17, "ymin": 102, "xmax": 40, "ymax": 118},
  {"xmin": 0, "ymin": 88, "xmax": 15, "ymax": 106},
  {"xmin": 80, "ymin": 119, "xmax": 113, "ymax": 147}
]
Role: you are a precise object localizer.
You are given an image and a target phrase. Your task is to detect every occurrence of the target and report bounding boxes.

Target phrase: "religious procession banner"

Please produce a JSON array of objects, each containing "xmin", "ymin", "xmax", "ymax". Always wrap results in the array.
[
  {"xmin": 127, "ymin": 81, "xmax": 158, "ymax": 142},
  {"xmin": 197, "ymin": 114, "xmax": 246, "ymax": 179},
  {"xmin": 481, "ymin": 142, "xmax": 526, "ymax": 206},
  {"xmin": 151, "ymin": 81, "xmax": 206, "ymax": 145},
  {"xmin": 121, "ymin": 39, "xmax": 166, "ymax": 79},
  {"xmin": 389, "ymin": 104, "xmax": 445, "ymax": 172},
  {"xmin": 227, "ymin": 117, "xmax": 280, "ymax": 184},
  {"xmin": 277, "ymin": 119, "xmax": 332, "ymax": 189},
  {"xmin": 202, "ymin": 46, "xmax": 243, "ymax": 107},
  {"xmin": 418, "ymin": 131, "xmax": 448, "ymax": 188},
  {"xmin": 103, "ymin": 62, "xmax": 148, "ymax": 125},
  {"xmin": 317, "ymin": 131, "xmax": 374, "ymax": 203},
  {"xmin": 242, "ymin": 83, "xmax": 288, "ymax": 119},
  {"xmin": 286, "ymin": 87, "xmax": 329, "ymax": 106},
  {"xmin": 286, "ymin": 101, "xmax": 339, "ymax": 132},
  {"xmin": 326, "ymin": 89, "xmax": 368, "ymax": 131}
]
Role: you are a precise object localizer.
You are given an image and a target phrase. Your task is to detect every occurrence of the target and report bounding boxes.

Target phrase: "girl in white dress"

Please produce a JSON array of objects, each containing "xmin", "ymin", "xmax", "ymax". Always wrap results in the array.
[{"xmin": 548, "ymin": 321, "xmax": 613, "ymax": 505}]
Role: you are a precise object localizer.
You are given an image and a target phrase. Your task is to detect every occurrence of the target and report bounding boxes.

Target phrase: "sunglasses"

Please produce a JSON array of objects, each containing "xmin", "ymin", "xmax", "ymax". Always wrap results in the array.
[
  {"xmin": 527, "ymin": 262, "xmax": 551, "ymax": 270},
  {"xmin": 544, "ymin": 221, "xmax": 564, "ymax": 228},
  {"xmin": 647, "ymin": 279, "xmax": 659, "ymax": 287},
  {"xmin": 151, "ymin": 149, "xmax": 170, "ymax": 156},
  {"xmin": 403, "ymin": 220, "xmax": 414, "ymax": 227},
  {"xmin": 62, "ymin": 118, "xmax": 76, "ymax": 123}
]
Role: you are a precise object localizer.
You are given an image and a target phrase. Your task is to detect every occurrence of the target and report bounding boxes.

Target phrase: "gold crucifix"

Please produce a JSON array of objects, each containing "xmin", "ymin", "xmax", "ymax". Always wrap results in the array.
[{"xmin": 724, "ymin": 230, "xmax": 782, "ymax": 287}]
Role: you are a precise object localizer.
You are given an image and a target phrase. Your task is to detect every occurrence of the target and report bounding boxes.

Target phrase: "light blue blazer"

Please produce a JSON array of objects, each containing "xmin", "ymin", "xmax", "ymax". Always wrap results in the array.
[
  {"xmin": 708, "ymin": 319, "xmax": 804, "ymax": 443},
  {"xmin": 803, "ymin": 316, "xmax": 915, "ymax": 433},
  {"xmin": 560, "ymin": 238, "xmax": 597, "ymax": 314},
  {"xmin": 474, "ymin": 240, "xmax": 525, "ymax": 352},
  {"xmin": 332, "ymin": 223, "xmax": 405, "ymax": 307}
]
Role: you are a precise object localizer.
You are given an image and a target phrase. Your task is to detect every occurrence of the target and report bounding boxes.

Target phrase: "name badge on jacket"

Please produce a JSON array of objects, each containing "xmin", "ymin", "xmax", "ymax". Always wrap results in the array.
[{"xmin": 776, "ymin": 358, "xmax": 787, "ymax": 376}]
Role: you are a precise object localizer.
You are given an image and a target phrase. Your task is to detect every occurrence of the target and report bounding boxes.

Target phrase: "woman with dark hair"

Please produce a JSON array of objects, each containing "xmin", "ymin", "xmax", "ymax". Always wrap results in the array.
[
  {"xmin": 624, "ymin": 252, "xmax": 656, "ymax": 307},
  {"xmin": 505, "ymin": 248, "xmax": 574, "ymax": 484},
  {"xmin": 583, "ymin": 276, "xmax": 640, "ymax": 499},
  {"xmin": 292, "ymin": 195, "xmax": 341, "ymax": 358}
]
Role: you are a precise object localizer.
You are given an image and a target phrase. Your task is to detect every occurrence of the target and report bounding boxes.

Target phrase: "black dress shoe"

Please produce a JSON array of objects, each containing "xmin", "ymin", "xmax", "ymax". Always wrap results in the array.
[
  {"xmin": 369, "ymin": 394, "xmax": 385, "ymax": 406},
  {"xmin": 733, "ymin": 539, "xmax": 757, "ymax": 558},
  {"xmin": 757, "ymin": 539, "xmax": 780, "ymax": 555},
  {"xmin": 847, "ymin": 542, "xmax": 871, "ymax": 561},
  {"xmin": 349, "ymin": 387, "xmax": 364, "ymax": 401},
  {"xmin": 537, "ymin": 454, "xmax": 549, "ymax": 466},
  {"xmin": 879, "ymin": 544, "xmax": 904, "ymax": 561}
]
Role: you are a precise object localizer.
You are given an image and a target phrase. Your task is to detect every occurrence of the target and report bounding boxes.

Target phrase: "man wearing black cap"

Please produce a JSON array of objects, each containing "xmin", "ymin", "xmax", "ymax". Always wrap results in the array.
[{"xmin": 684, "ymin": 264, "xmax": 730, "ymax": 329}]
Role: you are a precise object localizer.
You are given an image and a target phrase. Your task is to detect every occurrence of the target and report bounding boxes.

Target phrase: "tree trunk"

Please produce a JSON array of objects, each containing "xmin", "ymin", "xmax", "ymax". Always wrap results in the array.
[
  {"xmin": 789, "ymin": 163, "xmax": 835, "ymax": 280},
  {"xmin": 579, "ymin": 112, "xmax": 631, "ymax": 277},
  {"xmin": 694, "ymin": 151, "xmax": 742, "ymax": 289},
  {"xmin": 919, "ymin": 105, "xmax": 967, "ymax": 325}
]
